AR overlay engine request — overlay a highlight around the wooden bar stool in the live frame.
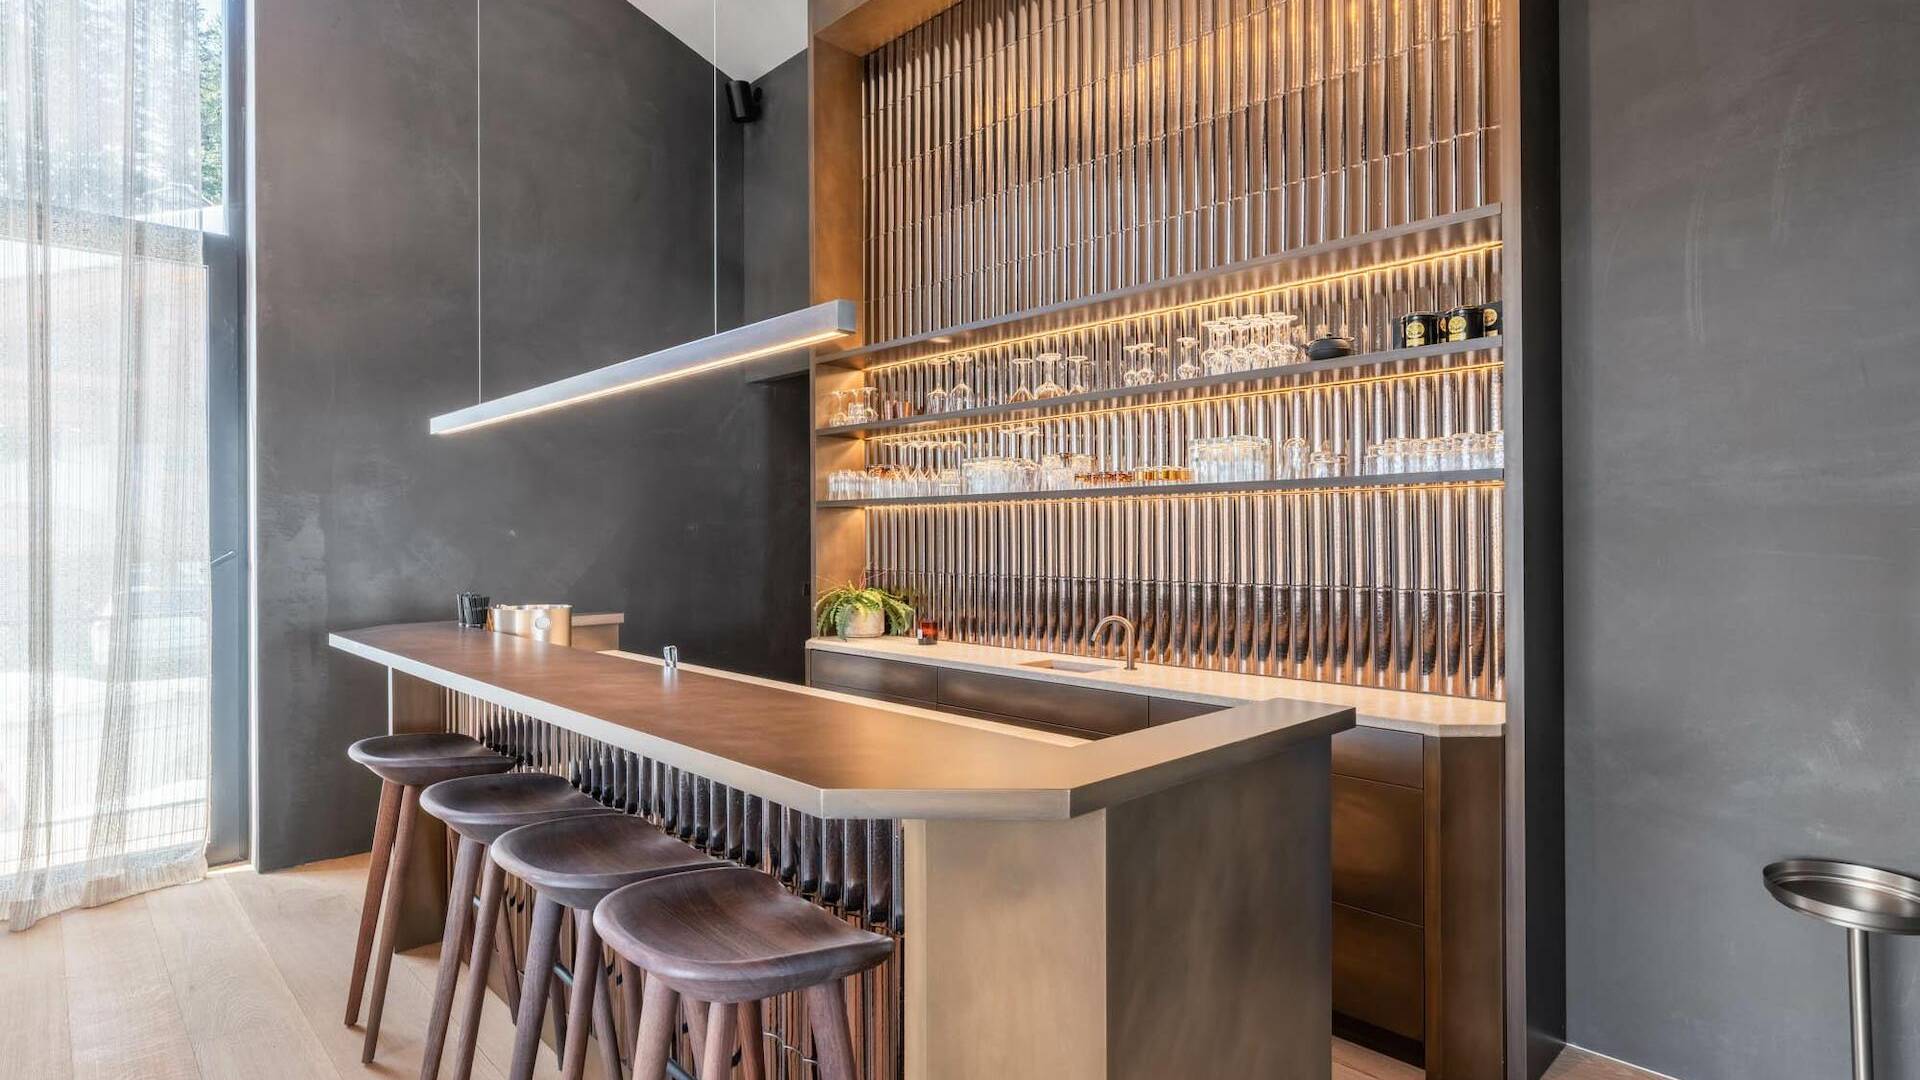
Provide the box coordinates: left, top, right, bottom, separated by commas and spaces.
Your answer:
489, 813, 721, 1080
593, 866, 894, 1080
346, 733, 513, 1062
416, 771, 610, 1080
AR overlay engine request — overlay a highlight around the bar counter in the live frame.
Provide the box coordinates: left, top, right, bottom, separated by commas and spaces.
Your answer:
332, 621, 1354, 1079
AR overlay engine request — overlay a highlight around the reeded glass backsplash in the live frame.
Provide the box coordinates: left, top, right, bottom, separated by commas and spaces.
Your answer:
861, 0, 1504, 340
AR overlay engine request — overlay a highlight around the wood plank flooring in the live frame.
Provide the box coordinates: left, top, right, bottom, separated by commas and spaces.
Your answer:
0, 856, 1665, 1080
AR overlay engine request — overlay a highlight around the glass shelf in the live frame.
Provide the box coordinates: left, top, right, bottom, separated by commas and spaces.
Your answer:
818, 469, 1504, 508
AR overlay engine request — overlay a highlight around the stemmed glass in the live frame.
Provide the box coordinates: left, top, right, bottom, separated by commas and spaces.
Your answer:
946, 353, 975, 410
1267, 313, 1305, 364
1008, 357, 1036, 403
1122, 344, 1156, 386
1034, 352, 1066, 399
1066, 355, 1092, 394
924, 357, 950, 414
1201, 321, 1234, 375
1175, 336, 1202, 380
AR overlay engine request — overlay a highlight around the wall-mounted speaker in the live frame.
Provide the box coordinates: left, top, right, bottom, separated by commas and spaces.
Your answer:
726, 79, 763, 123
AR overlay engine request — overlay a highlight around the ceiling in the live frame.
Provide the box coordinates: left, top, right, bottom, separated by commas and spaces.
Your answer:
624, 0, 809, 83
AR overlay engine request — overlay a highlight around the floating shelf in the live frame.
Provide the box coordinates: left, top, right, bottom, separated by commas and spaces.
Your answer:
813, 205, 1504, 371
815, 338, 1503, 439
818, 469, 1504, 508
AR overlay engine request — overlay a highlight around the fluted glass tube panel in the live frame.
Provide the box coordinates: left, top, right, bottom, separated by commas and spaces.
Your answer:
865, 482, 1503, 700
862, 0, 1503, 340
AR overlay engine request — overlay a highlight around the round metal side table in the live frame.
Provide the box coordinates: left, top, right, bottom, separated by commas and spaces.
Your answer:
1764, 859, 1920, 1080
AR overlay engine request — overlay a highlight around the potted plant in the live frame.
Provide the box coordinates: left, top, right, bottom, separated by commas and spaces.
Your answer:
813, 583, 914, 639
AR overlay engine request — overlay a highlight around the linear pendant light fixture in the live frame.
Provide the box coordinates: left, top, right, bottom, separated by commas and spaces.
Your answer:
430, 300, 858, 435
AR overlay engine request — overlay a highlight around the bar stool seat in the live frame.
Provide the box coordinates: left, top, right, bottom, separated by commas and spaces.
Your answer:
595, 866, 894, 1003
422, 771, 604, 844
490, 814, 721, 1080
491, 812, 720, 910
596, 866, 894, 1080
349, 732, 515, 787
343, 733, 511, 1066
416, 772, 610, 1080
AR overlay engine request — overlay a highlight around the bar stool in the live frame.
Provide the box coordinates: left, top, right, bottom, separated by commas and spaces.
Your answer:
490, 813, 722, 1080
417, 771, 611, 1080
594, 865, 894, 1080
346, 733, 513, 1062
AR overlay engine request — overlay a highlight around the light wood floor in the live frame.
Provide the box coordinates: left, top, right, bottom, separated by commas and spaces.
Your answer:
0, 855, 1660, 1080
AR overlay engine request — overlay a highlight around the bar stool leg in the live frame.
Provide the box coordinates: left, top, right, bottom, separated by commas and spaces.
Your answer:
494, 895, 524, 1015
421, 836, 484, 1080
1848, 927, 1873, 1080
698, 1001, 735, 1080
631, 976, 681, 1080
684, 998, 708, 1067
362, 784, 421, 1062
450, 856, 509, 1080
560, 911, 603, 1080
735, 999, 766, 1080
806, 982, 857, 1080
345, 779, 403, 1026
592, 961, 623, 1080
619, 960, 644, 1052
509, 894, 566, 1080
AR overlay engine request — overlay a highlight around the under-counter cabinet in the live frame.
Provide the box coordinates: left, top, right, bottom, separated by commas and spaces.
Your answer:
807, 651, 1504, 1078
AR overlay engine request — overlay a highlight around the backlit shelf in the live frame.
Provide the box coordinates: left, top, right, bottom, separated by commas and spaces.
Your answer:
812, 205, 1503, 371
815, 338, 1502, 439
817, 469, 1504, 508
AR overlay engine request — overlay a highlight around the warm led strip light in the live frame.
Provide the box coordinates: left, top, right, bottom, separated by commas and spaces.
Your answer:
845, 478, 1507, 508
856, 241, 1504, 374
432, 300, 858, 435
864, 362, 1505, 444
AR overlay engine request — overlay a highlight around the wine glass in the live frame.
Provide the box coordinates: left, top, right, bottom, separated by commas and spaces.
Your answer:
1034, 352, 1066, 399
1008, 357, 1035, 403
1175, 336, 1202, 380
1123, 343, 1156, 386
924, 357, 950, 414
1201, 320, 1234, 375
947, 353, 975, 410
1267, 313, 1305, 364
1066, 355, 1092, 394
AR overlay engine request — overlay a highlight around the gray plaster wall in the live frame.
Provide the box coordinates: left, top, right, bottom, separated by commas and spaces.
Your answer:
252, 0, 811, 870
1561, 2, 1920, 1077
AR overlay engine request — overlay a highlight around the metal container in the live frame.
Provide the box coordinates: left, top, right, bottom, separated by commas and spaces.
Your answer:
491, 603, 573, 647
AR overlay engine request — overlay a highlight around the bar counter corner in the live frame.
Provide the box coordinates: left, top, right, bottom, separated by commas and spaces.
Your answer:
331, 621, 1354, 1080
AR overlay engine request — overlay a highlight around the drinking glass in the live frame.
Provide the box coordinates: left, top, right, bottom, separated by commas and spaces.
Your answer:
1267, 313, 1305, 365
1153, 346, 1171, 383
828, 389, 851, 426
1008, 357, 1035, 403
1034, 352, 1066, 399
855, 387, 880, 424
1243, 315, 1273, 368
924, 357, 950, 414
1420, 436, 1448, 472
1066, 355, 1092, 394
1201, 321, 1234, 375
947, 353, 976, 410
1281, 436, 1310, 478
1175, 337, 1202, 380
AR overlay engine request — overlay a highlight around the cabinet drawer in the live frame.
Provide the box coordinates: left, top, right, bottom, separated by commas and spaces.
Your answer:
936, 668, 1149, 737
1333, 904, 1424, 1041
1147, 696, 1225, 725
807, 652, 938, 706
1332, 775, 1425, 924
1332, 726, 1425, 788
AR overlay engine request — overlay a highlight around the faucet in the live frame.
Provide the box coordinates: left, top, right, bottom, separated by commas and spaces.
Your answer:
1091, 615, 1139, 671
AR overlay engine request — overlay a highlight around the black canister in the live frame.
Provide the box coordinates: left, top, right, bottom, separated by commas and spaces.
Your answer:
1397, 313, 1439, 349
1441, 305, 1485, 342
1478, 300, 1503, 337
456, 591, 491, 629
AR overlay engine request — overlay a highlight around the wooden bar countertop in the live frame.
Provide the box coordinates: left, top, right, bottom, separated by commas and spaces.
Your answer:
330, 622, 1353, 821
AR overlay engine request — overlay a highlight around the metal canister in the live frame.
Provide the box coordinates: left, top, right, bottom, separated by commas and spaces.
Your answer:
1479, 301, 1504, 337
1397, 313, 1439, 349
491, 603, 573, 647
1442, 305, 1486, 342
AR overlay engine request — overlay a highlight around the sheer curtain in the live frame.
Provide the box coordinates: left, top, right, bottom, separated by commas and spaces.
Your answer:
0, 0, 213, 930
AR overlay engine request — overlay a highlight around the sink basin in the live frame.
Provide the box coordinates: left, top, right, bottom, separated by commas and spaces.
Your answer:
1019, 658, 1115, 673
